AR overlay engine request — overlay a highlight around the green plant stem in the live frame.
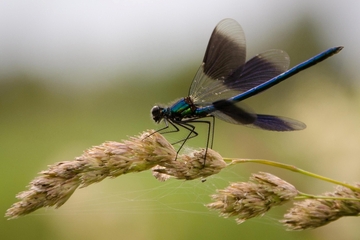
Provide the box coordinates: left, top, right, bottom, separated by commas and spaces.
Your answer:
225, 158, 360, 192
296, 191, 360, 201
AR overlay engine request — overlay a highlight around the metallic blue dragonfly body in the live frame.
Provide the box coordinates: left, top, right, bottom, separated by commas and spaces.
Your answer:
151, 18, 342, 151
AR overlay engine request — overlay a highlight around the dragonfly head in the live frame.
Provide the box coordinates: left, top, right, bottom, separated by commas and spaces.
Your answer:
151, 105, 165, 123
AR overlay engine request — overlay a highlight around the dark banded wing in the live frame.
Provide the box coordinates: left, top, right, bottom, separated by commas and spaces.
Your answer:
189, 19, 290, 107
212, 99, 305, 131
189, 18, 246, 104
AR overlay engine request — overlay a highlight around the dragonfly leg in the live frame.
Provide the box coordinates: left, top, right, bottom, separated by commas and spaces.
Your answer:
171, 121, 198, 160
187, 118, 213, 165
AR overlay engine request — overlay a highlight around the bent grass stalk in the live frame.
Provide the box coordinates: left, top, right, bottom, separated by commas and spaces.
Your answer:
226, 158, 360, 192
5, 130, 360, 230
5, 130, 227, 219
206, 157, 360, 230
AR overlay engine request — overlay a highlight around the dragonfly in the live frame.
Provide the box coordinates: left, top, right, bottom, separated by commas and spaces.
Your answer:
151, 18, 343, 157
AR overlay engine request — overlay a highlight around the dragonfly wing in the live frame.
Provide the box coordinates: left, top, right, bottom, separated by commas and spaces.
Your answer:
212, 99, 256, 124
248, 115, 306, 131
226, 49, 290, 92
212, 99, 305, 131
189, 19, 246, 104
200, 19, 246, 81
191, 49, 290, 106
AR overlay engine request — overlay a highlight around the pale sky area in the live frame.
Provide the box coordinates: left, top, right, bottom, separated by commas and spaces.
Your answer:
0, 0, 359, 85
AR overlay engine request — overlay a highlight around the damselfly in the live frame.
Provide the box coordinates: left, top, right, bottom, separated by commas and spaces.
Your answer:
151, 18, 343, 157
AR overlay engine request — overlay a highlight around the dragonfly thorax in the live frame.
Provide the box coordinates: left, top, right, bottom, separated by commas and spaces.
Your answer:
151, 97, 200, 124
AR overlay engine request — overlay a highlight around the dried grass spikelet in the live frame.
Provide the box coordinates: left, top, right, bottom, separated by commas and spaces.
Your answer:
206, 172, 298, 224
152, 148, 227, 181
281, 184, 360, 230
5, 130, 227, 219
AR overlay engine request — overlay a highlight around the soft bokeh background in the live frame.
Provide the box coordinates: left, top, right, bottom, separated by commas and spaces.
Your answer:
1, 1, 360, 240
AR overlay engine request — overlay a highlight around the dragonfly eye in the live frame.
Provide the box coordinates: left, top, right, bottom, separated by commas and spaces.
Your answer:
151, 106, 164, 123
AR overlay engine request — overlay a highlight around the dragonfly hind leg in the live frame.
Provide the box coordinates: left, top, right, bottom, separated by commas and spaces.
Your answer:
179, 115, 216, 165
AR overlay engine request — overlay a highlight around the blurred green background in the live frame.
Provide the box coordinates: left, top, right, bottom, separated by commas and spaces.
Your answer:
1, 1, 360, 240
